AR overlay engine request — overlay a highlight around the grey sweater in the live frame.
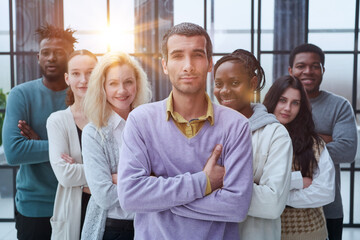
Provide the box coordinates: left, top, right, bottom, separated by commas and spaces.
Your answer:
310, 90, 357, 219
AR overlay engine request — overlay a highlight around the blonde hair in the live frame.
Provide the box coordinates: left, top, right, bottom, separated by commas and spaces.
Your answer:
83, 52, 152, 129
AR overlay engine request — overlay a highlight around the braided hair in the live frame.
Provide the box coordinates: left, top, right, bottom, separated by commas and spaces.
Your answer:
214, 49, 265, 92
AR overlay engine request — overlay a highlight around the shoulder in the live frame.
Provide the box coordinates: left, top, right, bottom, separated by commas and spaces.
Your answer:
128, 99, 165, 122
47, 107, 71, 123
312, 91, 354, 117
255, 121, 290, 141
83, 122, 98, 136
264, 121, 288, 134
11, 79, 41, 92
213, 103, 249, 126
8, 79, 41, 98
324, 90, 347, 100
318, 91, 350, 106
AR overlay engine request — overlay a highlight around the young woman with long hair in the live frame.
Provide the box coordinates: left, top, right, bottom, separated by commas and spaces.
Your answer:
263, 75, 335, 240
46, 49, 98, 240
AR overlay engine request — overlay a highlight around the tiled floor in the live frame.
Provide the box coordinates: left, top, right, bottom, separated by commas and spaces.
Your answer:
0, 221, 359, 240
0, 222, 16, 240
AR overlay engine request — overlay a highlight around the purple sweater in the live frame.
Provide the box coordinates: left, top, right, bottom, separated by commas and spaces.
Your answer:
117, 99, 253, 240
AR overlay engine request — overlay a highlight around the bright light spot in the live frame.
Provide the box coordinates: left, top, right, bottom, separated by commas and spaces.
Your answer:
103, 25, 134, 53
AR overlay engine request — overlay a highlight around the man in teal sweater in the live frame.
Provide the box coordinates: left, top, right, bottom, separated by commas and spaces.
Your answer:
2, 24, 77, 240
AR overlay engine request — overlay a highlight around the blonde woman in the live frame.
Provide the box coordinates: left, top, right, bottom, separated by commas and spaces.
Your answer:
81, 52, 152, 240
46, 49, 98, 240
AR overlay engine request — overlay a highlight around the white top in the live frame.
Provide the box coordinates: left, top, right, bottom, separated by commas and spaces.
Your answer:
287, 146, 335, 208
107, 113, 133, 220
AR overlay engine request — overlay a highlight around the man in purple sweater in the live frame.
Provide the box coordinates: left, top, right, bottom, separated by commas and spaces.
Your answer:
117, 22, 253, 240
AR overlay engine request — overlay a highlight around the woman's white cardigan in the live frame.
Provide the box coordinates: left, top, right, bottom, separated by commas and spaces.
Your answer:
47, 107, 88, 240
239, 104, 293, 240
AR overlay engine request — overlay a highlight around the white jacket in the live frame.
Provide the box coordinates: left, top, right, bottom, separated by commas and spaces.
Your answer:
47, 107, 88, 240
239, 104, 293, 240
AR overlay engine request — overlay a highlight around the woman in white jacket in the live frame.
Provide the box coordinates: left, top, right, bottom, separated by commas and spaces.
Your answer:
213, 49, 293, 239
46, 50, 98, 240
263, 75, 335, 240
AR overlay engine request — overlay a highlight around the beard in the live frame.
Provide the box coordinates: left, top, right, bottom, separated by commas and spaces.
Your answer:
172, 82, 205, 96
39, 64, 67, 82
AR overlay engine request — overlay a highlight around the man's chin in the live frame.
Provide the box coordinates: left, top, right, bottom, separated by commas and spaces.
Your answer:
42, 71, 65, 81
305, 87, 320, 95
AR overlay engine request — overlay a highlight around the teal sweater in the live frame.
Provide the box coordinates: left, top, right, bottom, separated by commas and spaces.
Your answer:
2, 78, 67, 217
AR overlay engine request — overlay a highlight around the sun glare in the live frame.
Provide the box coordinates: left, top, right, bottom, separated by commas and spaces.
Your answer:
103, 25, 135, 53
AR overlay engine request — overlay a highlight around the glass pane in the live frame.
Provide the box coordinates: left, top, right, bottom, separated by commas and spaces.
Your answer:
357, 54, 360, 113
206, 71, 214, 101
309, 0, 355, 29
308, 32, 354, 51
260, 0, 274, 51
12, 0, 15, 50
356, 125, 360, 167
259, 53, 274, 102
0, 0, 10, 52
309, 0, 355, 51
261, 32, 274, 51
213, 33, 251, 53
0, 55, 11, 94
355, 171, 360, 223
321, 54, 353, 103
211, 55, 224, 104
212, 0, 251, 29
210, 0, 251, 53
109, 0, 134, 53
174, 0, 204, 26
341, 171, 350, 224
0, 168, 15, 219
340, 163, 352, 168
64, 0, 107, 53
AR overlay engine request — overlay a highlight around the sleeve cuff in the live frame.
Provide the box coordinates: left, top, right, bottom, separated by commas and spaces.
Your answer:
290, 171, 303, 190
204, 172, 212, 195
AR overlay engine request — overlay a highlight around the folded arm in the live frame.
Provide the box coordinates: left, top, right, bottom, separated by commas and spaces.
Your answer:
3, 89, 48, 165
287, 147, 335, 208
170, 122, 254, 222
46, 115, 87, 188
117, 115, 207, 213
82, 126, 120, 210
325, 101, 357, 164
247, 125, 293, 219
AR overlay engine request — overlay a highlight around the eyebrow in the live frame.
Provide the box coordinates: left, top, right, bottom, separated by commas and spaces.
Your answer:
69, 67, 94, 70
280, 95, 301, 101
40, 47, 65, 50
169, 48, 206, 55
295, 61, 321, 65
193, 49, 206, 54
169, 50, 183, 56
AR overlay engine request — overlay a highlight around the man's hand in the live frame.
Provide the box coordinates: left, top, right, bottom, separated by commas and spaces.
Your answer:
18, 120, 40, 140
318, 133, 332, 144
203, 144, 225, 191
303, 177, 312, 189
61, 153, 75, 164
112, 173, 118, 185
